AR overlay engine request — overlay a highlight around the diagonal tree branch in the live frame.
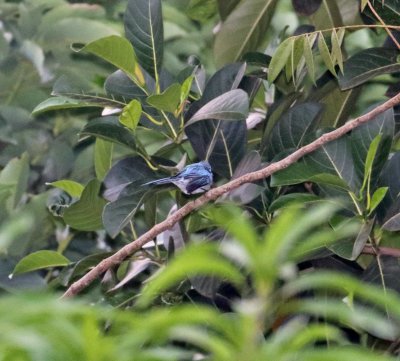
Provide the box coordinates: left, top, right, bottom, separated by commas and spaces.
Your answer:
62, 92, 400, 298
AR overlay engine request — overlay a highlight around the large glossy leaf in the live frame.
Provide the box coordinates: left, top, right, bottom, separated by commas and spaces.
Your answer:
103, 183, 149, 238
363, 256, 400, 294
185, 63, 247, 178
214, 0, 278, 66
13, 251, 70, 276
339, 48, 400, 90
102, 156, 156, 202
351, 107, 394, 182
80, 116, 136, 150
102, 157, 157, 237
222, 151, 264, 204
309, 80, 361, 127
63, 179, 107, 231
264, 102, 323, 160
124, 0, 164, 79
363, 0, 400, 26
32, 96, 106, 115
104, 70, 147, 101
186, 89, 249, 125
272, 136, 361, 193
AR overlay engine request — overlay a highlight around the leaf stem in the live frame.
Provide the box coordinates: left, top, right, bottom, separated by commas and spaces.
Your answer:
161, 110, 178, 140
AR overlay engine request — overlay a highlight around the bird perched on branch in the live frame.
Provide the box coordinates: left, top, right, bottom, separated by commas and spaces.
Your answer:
142, 161, 213, 195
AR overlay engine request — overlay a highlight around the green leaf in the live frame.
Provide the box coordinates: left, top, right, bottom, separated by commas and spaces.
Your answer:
12, 251, 70, 276
119, 99, 142, 130
265, 102, 322, 160
363, 0, 400, 25
185, 63, 247, 178
310, 0, 343, 29
81, 116, 137, 150
102, 183, 149, 238
214, 0, 278, 67
268, 37, 294, 83
0, 153, 29, 210
101, 157, 157, 237
105, 70, 147, 102
32, 96, 106, 115
287, 36, 305, 83
217, 0, 241, 20
303, 33, 318, 84
382, 213, 400, 231
63, 179, 107, 231
361, 134, 383, 193
331, 28, 344, 73
329, 218, 373, 260
351, 107, 394, 183
310, 80, 361, 127
147, 83, 181, 113
94, 139, 113, 181
124, 0, 164, 79
137, 242, 245, 307
369, 187, 388, 214
186, 0, 217, 22
269, 193, 320, 212
47, 180, 84, 198
361, 0, 368, 11
180, 76, 194, 104
317, 32, 337, 76
271, 163, 348, 190
77, 35, 144, 87
339, 48, 400, 90
272, 137, 361, 193
186, 89, 249, 126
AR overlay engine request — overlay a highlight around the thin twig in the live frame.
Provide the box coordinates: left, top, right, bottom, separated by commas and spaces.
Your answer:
367, 1, 400, 50
362, 245, 400, 258
62, 92, 400, 298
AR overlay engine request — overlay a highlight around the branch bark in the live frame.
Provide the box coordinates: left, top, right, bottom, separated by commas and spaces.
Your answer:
62, 92, 400, 298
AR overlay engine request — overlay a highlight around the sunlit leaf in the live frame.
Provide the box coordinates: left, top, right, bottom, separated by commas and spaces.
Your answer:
63, 179, 106, 231
318, 32, 337, 76
47, 180, 84, 198
119, 99, 142, 130
13, 251, 70, 276
268, 37, 294, 83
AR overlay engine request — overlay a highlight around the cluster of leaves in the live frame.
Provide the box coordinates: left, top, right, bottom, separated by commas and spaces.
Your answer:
1, 0, 400, 359
3, 204, 400, 360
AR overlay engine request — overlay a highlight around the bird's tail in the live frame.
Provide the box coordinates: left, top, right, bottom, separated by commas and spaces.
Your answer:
142, 177, 173, 187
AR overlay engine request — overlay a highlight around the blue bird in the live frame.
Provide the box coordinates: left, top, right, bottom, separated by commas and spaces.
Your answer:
142, 161, 213, 195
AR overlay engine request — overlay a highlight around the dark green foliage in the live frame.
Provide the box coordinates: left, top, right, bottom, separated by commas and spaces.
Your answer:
1, 0, 400, 359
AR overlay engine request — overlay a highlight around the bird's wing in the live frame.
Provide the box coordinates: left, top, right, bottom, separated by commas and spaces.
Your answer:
185, 175, 211, 194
